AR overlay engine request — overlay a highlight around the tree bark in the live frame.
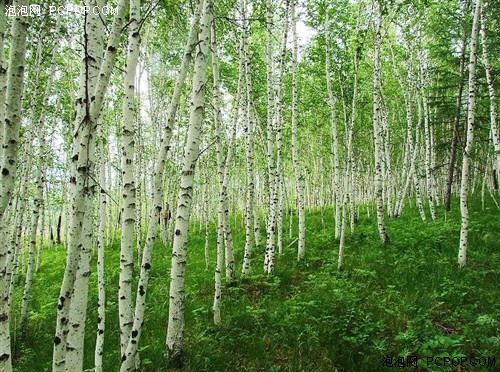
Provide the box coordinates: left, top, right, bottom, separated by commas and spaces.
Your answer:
458, 0, 481, 268
479, 3, 500, 182
94, 125, 107, 372
0, 0, 6, 165
20, 40, 58, 330
53, 1, 127, 369
291, 0, 305, 260
119, 0, 141, 359
444, 0, 471, 212
0, 2, 29, 368
419, 61, 437, 220
120, 2, 204, 368
325, 14, 341, 242
372, 0, 389, 244
165, 0, 212, 366
241, 0, 255, 277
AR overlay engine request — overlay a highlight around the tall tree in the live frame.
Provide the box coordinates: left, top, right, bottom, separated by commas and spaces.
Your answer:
165, 0, 212, 365
264, 0, 278, 275
0, 1, 29, 369
479, 2, 500, 180
372, 0, 389, 244
53, 1, 127, 369
291, 0, 306, 261
444, 0, 471, 212
241, 0, 255, 277
120, 2, 205, 368
119, 0, 141, 359
458, 0, 481, 268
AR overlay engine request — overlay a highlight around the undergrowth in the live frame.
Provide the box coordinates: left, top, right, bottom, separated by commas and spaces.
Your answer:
10, 197, 500, 371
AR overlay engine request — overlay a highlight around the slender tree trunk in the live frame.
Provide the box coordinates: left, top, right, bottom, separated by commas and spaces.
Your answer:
211, 19, 226, 325
242, 64, 255, 277
458, 0, 481, 268
53, 1, 127, 369
372, 0, 389, 244
241, 0, 255, 277
94, 127, 107, 372
291, 0, 305, 260
120, 2, 203, 368
325, 14, 341, 241
480, 3, 500, 179
264, 0, 278, 274
57, 213, 62, 244
338, 176, 348, 269
381, 107, 394, 218
119, 0, 141, 359
0, 2, 28, 368
165, 0, 212, 366
444, 0, 471, 212
393, 46, 415, 218
347, 46, 360, 233
7, 151, 31, 312
419, 62, 437, 220
20, 46, 58, 330
275, 1, 289, 256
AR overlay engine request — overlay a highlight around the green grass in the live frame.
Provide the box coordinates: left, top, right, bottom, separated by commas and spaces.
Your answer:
10, 197, 500, 371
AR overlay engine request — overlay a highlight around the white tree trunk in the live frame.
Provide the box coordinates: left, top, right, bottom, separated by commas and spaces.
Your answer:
264, 0, 278, 274
165, 0, 212, 365
20, 45, 58, 328
393, 48, 415, 218
458, 0, 481, 268
480, 3, 500, 179
338, 176, 348, 269
325, 14, 341, 242
0, 2, 28, 368
53, 1, 126, 369
0, 0, 6, 164
119, 0, 141, 358
291, 0, 306, 261
120, 3, 203, 368
94, 128, 107, 372
211, 18, 227, 325
275, 1, 289, 255
241, 0, 255, 277
381, 108, 394, 218
372, 0, 389, 244
419, 62, 437, 220
6, 149, 31, 317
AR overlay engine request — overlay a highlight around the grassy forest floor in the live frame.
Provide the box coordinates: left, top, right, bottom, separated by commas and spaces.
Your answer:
9, 197, 500, 371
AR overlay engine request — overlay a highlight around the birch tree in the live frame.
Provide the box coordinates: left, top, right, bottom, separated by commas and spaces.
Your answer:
212, 18, 225, 325
325, 14, 341, 242
479, 2, 500, 179
264, 0, 278, 274
53, 1, 127, 369
20, 42, 59, 329
0, 1, 28, 369
119, 0, 141, 359
372, 0, 389, 244
120, 3, 204, 368
419, 60, 437, 220
165, 0, 212, 365
95, 125, 107, 372
458, 0, 481, 268
241, 0, 255, 277
444, 0, 471, 212
274, 0, 290, 256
